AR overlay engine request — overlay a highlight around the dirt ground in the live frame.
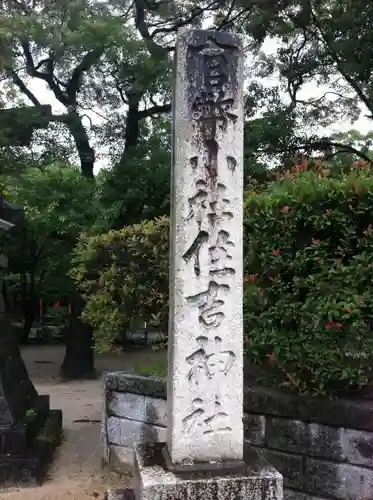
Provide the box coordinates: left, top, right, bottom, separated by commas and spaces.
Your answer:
2, 345, 166, 500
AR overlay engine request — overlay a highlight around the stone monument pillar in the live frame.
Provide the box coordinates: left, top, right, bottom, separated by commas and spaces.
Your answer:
130, 28, 283, 500
167, 26, 244, 467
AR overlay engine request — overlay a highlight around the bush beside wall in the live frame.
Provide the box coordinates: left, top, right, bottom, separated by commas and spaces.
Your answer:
244, 169, 373, 396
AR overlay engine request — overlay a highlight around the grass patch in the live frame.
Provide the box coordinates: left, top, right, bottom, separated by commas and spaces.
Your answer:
135, 358, 167, 378
23, 407, 38, 424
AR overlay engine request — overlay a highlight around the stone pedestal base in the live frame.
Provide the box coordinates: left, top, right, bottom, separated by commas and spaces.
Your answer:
0, 395, 63, 488
133, 443, 283, 500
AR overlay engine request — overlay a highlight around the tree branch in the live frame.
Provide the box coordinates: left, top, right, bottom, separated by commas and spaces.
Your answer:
113, 78, 128, 105
138, 103, 171, 118
286, 139, 372, 164
34, 57, 53, 71
21, 41, 70, 106
134, 0, 169, 57
8, 71, 42, 107
21, 39, 105, 109
151, 3, 214, 36
66, 47, 106, 104
216, 0, 236, 29
308, 5, 373, 116
134, 0, 217, 56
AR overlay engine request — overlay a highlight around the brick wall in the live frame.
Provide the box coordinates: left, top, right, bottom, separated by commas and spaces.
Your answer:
102, 372, 373, 500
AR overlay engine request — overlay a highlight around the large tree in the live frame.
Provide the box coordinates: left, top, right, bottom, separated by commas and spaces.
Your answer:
237, 0, 373, 163
2, 0, 372, 180
0, 0, 201, 180
2, 0, 373, 378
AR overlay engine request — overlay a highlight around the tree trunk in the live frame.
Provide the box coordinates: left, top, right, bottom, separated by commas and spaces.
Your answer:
124, 97, 141, 154
110, 96, 142, 229
65, 111, 95, 179
60, 292, 95, 379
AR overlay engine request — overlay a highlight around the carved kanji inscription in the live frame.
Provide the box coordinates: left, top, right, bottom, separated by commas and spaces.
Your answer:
182, 396, 232, 435
186, 336, 236, 385
186, 281, 230, 329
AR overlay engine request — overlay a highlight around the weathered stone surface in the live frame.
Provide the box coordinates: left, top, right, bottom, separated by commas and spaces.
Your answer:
307, 422, 345, 462
265, 415, 373, 468
109, 444, 135, 470
0, 315, 38, 426
304, 457, 373, 499
106, 489, 135, 500
109, 392, 167, 427
105, 27, 283, 500
109, 392, 146, 422
101, 381, 110, 463
0, 409, 62, 487
0, 425, 27, 455
1, 394, 50, 460
102, 370, 373, 500
144, 397, 167, 427
261, 449, 304, 491
343, 428, 373, 467
284, 489, 329, 500
134, 442, 283, 500
104, 372, 166, 400
266, 418, 308, 455
0, 396, 13, 426
244, 385, 373, 432
107, 417, 166, 447
167, 27, 245, 465
266, 418, 345, 462
243, 414, 266, 446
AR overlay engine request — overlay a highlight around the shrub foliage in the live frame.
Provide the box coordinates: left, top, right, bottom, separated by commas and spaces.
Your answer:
244, 168, 373, 395
71, 217, 169, 351
72, 167, 373, 395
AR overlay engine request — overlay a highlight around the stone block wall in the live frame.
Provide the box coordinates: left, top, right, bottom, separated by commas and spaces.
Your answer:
102, 372, 373, 500
102, 372, 167, 469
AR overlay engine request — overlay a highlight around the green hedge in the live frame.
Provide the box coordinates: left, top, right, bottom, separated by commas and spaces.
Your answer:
244, 170, 373, 395
72, 170, 373, 395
